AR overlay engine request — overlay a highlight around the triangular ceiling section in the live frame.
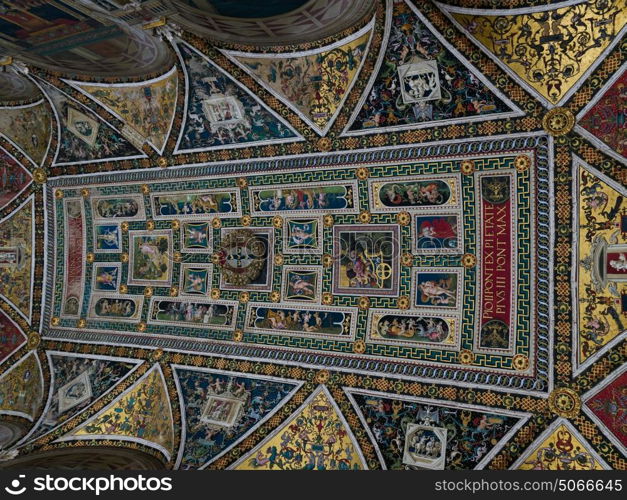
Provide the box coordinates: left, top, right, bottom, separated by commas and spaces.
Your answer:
346, 0, 520, 135
64, 66, 179, 155
27, 352, 143, 442
442, 0, 627, 106
174, 42, 301, 153
173, 366, 301, 469
578, 64, 627, 163
0, 148, 32, 211
0, 309, 27, 366
231, 385, 366, 470
512, 419, 609, 470
0, 352, 44, 422
0, 196, 34, 323
0, 99, 51, 166
223, 20, 374, 136
346, 389, 525, 469
38, 81, 145, 166
582, 366, 627, 455
57, 363, 175, 460
573, 159, 626, 373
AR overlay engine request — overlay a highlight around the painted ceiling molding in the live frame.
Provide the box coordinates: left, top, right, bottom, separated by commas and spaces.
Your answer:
19, 351, 144, 445
56, 363, 175, 461
223, 20, 375, 136
230, 385, 366, 470
575, 62, 627, 165
343, 0, 524, 136
0, 309, 27, 367
38, 79, 147, 166
64, 65, 180, 155
0, 99, 52, 167
511, 418, 611, 470
0, 148, 33, 211
0, 352, 44, 423
438, 0, 627, 106
173, 40, 303, 153
0, 0, 623, 472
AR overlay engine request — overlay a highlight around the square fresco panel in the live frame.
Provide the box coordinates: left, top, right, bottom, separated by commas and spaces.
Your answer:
128, 230, 173, 286
332, 225, 400, 297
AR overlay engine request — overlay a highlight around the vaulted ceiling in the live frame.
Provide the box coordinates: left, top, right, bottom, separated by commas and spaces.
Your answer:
0, 0, 625, 470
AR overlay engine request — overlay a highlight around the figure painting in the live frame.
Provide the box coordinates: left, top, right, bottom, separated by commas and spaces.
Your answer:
372, 176, 458, 211
200, 395, 244, 428
249, 306, 351, 338
92, 264, 121, 292
403, 424, 447, 469
67, 107, 99, 147
94, 224, 121, 252
152, 190, 238, 218
333, 225, 400, 296
576, 164, 627, 364
32, 355, 137, 440
181, 265, 211, 296
89, 295, 142, 322
252, 182, 356, 215
353, 392, 520, 470
284, 218, 321, 253
372, 314, 452, 344
92, 195, 144, 221
181, 222, 211, 252
128, 231, 172, 285
398, 60, 442, 104
0, 353, 42, 419
202, 96, 245, 127
176, 369, 297, 469
232, 29, 370, 133
233, 387, 364, 470
65, 366, 174, 457
43, 82, 141, 164
414, 215, 461, 254
150, 299, 235, 329
349, 0, 508, 132
282, 267, 320, 303
57, 371, 93, 414
414, 269, 461, 309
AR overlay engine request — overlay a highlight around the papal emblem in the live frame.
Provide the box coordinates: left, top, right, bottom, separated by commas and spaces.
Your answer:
481, 176, 511, 204
216, 229, 267, 286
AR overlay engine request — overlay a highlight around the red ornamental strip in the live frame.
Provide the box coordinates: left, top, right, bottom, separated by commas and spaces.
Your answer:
63, 199, 85, 317
479, 174, 514, 349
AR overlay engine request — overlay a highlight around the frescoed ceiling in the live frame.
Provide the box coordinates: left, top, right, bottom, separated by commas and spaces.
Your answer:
0, 0, 625, 471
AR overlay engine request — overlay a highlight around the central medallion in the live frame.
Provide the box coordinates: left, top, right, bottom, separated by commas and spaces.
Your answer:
216, 228, 268, 287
